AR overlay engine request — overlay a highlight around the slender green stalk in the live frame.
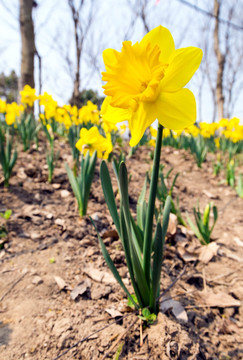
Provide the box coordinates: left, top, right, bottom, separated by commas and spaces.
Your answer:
143, 124, 163, 285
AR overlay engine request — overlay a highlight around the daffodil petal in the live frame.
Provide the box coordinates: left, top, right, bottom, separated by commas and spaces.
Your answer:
160, 47, 203, 92
103, 48, 119, 71
101, 97, 131, 124
140, 26, 175, 63
157, 89, 196, 129
129, 102, 156, 147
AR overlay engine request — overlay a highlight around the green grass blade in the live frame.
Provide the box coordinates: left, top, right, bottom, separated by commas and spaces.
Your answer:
186, 213, 202, 240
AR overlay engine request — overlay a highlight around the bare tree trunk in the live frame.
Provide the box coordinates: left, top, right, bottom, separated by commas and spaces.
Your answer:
213, 0, 225, 120
19, 0, 35, 89
68, 0, 93, 107
72, 5, 82, 106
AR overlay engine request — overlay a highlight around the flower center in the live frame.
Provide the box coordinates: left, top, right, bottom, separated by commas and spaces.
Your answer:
102, 41, 166, 112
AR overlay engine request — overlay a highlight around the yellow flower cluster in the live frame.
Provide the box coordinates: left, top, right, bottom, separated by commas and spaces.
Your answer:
1, 84, 242, 146
0, 99, 24, 125
219, 117, 243, 143
147, 117, 243, 148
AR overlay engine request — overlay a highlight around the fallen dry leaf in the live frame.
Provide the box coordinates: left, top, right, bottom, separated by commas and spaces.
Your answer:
222, 248, 243, 263
161, 295, 188, 322
176, 234, 201, 262
84, 267, 116, 284
203, 190, 219, 199
91, 283, 112, 300
167, 213, 178, 236
195, 291, 241, 308
101, 228, 119, 240
198, 242, 220, 264
105, 307, 123, 318
217, 318, 240, 334
233, 236, 243, 247
70, 279, 91, 300
54, 276, 71, 291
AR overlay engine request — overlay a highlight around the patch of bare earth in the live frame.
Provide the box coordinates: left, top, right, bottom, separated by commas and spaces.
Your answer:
0, 140, 243, 359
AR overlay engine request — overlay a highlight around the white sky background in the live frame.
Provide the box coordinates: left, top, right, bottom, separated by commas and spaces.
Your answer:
0, 0, 243, 122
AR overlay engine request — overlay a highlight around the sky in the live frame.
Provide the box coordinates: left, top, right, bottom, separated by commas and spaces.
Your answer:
0, 0, 243, 123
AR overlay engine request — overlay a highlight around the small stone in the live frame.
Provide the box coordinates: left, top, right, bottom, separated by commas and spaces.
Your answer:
60, 190, 70, 198
34, 193, 41, 201
32, 276, 43, 286
90, 212, 100, 221
30, 232, 41, 241
55, 218, 65, 227
52, 183, 61, 189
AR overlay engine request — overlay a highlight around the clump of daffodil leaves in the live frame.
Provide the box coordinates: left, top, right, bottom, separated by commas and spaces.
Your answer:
92, 26, 203, 315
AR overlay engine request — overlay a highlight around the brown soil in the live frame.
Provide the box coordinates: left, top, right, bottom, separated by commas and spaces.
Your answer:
0, 137, 243, 360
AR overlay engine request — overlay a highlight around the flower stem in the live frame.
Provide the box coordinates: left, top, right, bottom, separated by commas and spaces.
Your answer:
143, 124, 163, 286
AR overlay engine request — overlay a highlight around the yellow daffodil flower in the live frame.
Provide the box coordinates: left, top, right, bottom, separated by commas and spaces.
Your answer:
78, 101, 100, 125
39, 92, 56, 107
5, 102, 23, 125
76, 127, 113, 159
46, 124, 54, 139
219, 118, 229, 128
185, 124, 200, 137
148, 139, 156, 147
214, 137, 220, 148
101, 25, 203, 146
102, 120, 118, 133
150, 126, 157, 138
120, 124, 127, 135
20, 85, 38, 107
172, 129, 183, 138
199, 122, 218, 138
0, 99, 6, 113
163, 128, 171, 138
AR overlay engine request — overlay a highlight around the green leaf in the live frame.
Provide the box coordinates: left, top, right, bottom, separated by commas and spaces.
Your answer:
169, 172, 179, 196
137, 173, 148, 232
100, 161, 120, 236
150, 222, 163, 312
130, 215, 143, 254
90, 217, 139, 309
65, 163, 83, 214
127, 294, 138, 309
4, 209, 12, 220
120, 207, 144, 308
119, 162, 150, 307
83, 151, 97, 215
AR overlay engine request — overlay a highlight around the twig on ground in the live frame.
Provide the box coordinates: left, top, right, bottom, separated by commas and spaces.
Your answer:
101, 317, 138, 360
203, 268, 207, 292
139, 309, 143, 347
0, 269, 28, 302
158, 264, 189, 301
